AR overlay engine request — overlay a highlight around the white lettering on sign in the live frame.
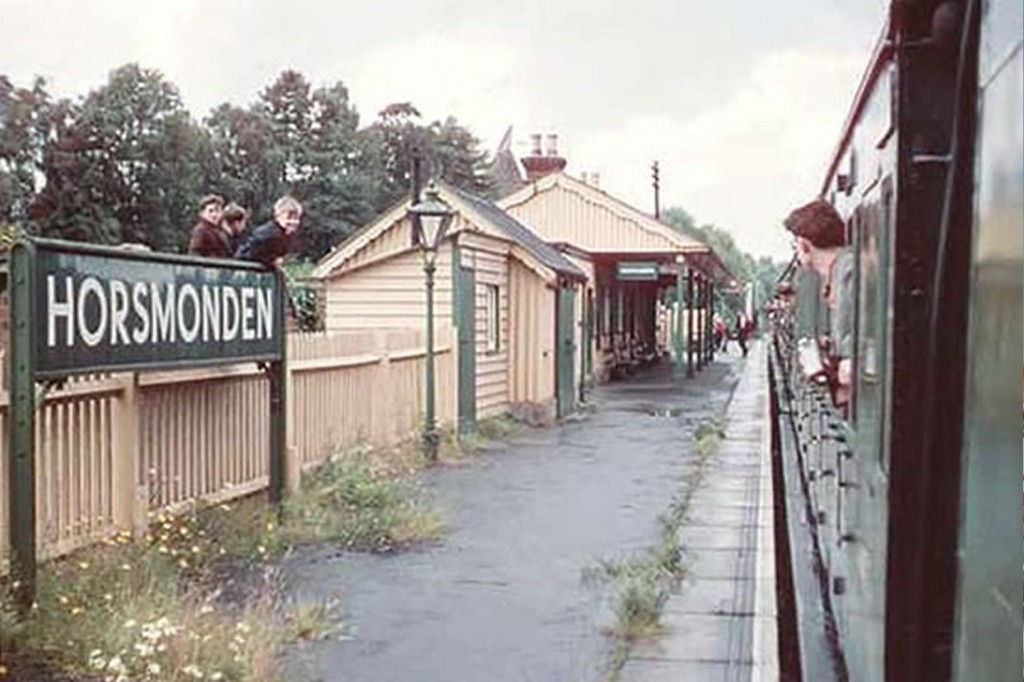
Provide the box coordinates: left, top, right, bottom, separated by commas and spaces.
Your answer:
257, 288, 273, 340
131, 282, 150, 344
151, 283, 176, 344
77, 277, 108, 347
110, 280, 130, 345
222, 287, 240, 341
47, 276, 74, 347
241, 287, 255, 341
177, 284, 200, 343
44, 276, 275, 350
201, 286, 220, 342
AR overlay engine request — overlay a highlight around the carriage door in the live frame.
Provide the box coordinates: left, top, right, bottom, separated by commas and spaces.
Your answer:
456, 261, 477, 435
556, 283, 577, 418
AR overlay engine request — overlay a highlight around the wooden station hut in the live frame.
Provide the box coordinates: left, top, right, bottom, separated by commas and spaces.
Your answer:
312, 184, 587, 434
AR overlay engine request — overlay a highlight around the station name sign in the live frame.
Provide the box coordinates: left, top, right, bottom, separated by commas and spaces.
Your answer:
24, 241, 283, 377
616, 261, 660, 281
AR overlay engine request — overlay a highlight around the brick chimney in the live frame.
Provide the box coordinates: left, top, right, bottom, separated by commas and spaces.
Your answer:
521, 132, 567, 181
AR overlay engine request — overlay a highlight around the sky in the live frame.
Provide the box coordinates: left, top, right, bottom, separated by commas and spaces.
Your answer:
2, 0, 887, 259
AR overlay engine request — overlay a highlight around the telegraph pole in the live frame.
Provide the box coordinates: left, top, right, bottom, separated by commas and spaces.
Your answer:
651, 161, 661, 219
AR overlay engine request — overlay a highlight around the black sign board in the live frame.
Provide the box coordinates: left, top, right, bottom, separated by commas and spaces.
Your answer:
31, 241, 282, 377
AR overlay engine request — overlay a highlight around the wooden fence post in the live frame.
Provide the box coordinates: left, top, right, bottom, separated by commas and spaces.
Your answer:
375, 329, 391, 445
111, 373, 143, 537
285, 357, 300, 494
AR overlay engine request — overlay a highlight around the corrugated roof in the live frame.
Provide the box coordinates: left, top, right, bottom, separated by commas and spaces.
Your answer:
446, 185, 586, 280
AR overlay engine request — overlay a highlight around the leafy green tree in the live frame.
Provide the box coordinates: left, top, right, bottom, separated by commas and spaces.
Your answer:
34, 64, 206, 250
364, 102, 492, 211
0, 75, 53, 225
205, 102, 281, 221
9, 65, 492, 260
225, 71, 379, 260
662, 206, 783, 319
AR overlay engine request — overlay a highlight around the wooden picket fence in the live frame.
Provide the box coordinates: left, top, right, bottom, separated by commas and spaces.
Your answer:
0, 328, 454, 571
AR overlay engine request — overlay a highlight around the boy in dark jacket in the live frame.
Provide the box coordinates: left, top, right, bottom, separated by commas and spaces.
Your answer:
236, 196, 302, 267
188, 194, 228, 258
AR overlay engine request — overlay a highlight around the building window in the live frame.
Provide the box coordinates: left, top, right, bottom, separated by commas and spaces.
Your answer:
485, 284, 500, 353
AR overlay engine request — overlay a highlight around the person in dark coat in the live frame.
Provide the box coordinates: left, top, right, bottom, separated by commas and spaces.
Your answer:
235, 196, 302, 267
188, 194, 229, 258
735, 314, 750, 357
221, 202, 250, 255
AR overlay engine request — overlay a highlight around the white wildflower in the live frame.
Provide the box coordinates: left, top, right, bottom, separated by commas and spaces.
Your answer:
182, 663, 204, 678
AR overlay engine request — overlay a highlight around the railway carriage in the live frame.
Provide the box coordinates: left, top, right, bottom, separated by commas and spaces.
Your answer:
769, 0, 1022, 679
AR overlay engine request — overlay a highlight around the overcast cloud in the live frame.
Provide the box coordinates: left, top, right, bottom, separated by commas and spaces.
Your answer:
2, 0, 886, 258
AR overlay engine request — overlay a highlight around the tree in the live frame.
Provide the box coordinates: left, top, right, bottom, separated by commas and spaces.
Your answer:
662, 206, 783, 318
205, 102, 281, 221
0, 75, 52, 225
364, 103, 492, 212
299, 81, 378, 259
222, 71, 378, 260
33, 64, 206, 250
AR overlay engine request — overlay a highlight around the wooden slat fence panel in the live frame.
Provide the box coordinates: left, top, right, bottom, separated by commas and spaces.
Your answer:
1, 329, 455, 571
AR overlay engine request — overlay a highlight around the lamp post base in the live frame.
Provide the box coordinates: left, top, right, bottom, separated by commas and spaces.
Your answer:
422, 426, 441, 463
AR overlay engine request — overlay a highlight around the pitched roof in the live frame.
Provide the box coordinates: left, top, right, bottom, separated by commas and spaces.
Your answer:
446, 185, 585, 280
498, 171, 733, 283
312, 183, 585, 282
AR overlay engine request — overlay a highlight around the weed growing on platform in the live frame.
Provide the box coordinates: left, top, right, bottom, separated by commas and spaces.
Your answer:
591, 415, 727, 679
277, 446, 445, 552
438, 415, 522, 459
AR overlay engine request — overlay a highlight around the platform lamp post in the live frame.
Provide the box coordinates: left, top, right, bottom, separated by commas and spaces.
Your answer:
408, 181, 455, 462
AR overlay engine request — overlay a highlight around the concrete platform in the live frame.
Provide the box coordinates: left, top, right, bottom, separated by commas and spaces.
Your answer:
623, 342, 779, 682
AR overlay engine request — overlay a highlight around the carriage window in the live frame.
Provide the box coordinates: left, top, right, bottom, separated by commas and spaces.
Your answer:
485, 285, 500, 353
855, 177, 893, 472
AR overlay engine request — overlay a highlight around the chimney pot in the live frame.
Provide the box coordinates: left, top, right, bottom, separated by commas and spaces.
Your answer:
545, 133, 558, 157
521, 133, 567, 181
530, 133, 542, 156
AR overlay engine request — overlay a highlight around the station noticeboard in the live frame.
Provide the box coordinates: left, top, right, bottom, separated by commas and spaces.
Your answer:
6, 238, 287, 612
616, 261, 660, 281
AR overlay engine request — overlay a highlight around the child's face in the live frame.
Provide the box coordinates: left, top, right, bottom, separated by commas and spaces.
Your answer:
278, 209, 302, 235
201, 203, 223, 225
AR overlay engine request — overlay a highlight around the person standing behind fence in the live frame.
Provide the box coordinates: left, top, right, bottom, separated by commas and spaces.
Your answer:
235, 196, 302, 267
188, 194, 229, 258
221, 202, 250, 255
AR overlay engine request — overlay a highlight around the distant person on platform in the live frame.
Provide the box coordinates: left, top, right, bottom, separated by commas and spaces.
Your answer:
735, 313, 751, 358
221, 202, 250, 255
784, 198, 854, 406
188, 194, 228, 258
235, 196, 302, 268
